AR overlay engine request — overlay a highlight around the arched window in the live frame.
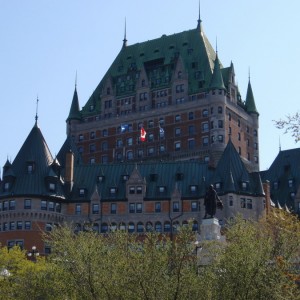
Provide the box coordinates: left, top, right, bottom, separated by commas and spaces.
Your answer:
146, 222, 153, 232
119, 222, 126, 231
110, 222, 117, 232
155, 221, 162, 233
101, 223, 108, 233
164, 221, 171, 232
128, 222, 135, 233
137, 222, 144, 233
92, 223, 99, 233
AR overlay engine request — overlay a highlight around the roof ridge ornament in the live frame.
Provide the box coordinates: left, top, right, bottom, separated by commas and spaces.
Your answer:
123, 17, 127, 47
197, 0, 202, 30
35, 96, 39, 126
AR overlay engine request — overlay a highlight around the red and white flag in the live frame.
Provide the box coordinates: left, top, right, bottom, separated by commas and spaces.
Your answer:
140, 127, 146, 142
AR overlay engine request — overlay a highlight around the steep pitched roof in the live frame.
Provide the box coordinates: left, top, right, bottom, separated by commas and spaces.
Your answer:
209, 53, 226, 90
260, 148, 300, 210
213, 139, 263, 195
0, 122, 64, 198
245, 79, 259, 115
81, 24, 217, 117
67, 86, 81, 121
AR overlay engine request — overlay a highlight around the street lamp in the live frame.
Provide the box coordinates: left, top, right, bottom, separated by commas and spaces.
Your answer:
27, 246, 39, 262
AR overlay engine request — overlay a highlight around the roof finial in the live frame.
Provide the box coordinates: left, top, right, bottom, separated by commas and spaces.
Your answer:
75, 70, 77, 88
197, 0, 202, 30
279, 136, 281, 152
35, 96, 39, 124
248, 67, 251, 81
123, 17, 127, 47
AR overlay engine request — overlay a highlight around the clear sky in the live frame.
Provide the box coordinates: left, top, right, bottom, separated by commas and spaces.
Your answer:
0, 0, 299, 172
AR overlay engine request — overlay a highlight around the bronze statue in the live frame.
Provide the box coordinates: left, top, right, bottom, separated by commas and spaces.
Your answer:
204, 185, 223, 218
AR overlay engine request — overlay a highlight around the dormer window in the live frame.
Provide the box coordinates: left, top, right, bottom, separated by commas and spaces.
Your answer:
49, 183, 56, 191
79, 188, 85, 197
242, 182, 247, 190
4, 182, 9, 191
190, 185, 198, 193
215, 182, 221, 189
110, 187, 117, 195
98, 175, 105, 183
158, 186, 166, 193
27, 163, 34, 174
129, 187, 135, 194
288, 179, 293, 188
122, 175, 129, 181
136, 186, 143, 194
273, 181, 279, 190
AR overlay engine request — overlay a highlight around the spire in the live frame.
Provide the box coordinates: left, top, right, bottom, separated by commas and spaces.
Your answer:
245, 76, 259, 115
122, 18, 127, 47
209, 52, 226, 91
67, 80, 81, 122
35, 96, 39, 126
197, 0, 203, 32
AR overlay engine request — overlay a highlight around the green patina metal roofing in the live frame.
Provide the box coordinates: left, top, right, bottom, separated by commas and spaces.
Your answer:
81, 24, 218, 117
0, 122, 65, 199
260, 148, 300, 210
212, 139, 264, 196
67, 86, 81, 121
69, 160, 214, 202
245, 80, 259, 115
209, 53, 226, 90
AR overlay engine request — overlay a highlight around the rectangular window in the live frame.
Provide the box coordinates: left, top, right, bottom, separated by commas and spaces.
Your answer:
136, 186, 142, 194
89, 144, 96, 153
24, 221, 31, 230
45, 223, 52, 232
129, 203, 135, 213
175, 142, 181, 151
111, 203, 117, 214
203, 137, 209, 146
202, 122, 209, 132
191, 201, 198, 212
9, 200, 16, 210
75, 204, 81, 215
24, 199, 31, 209
17, 221, 23, 230
129, 187, 135, 194
3, 222, 8, 231
246, 199, 253, 209
40, 198, 48, 209
173, 201, 179, 212
10, 221, 15, 230
155, 202, 161, 213
92, 204, 99, 214
136, 203, 142, 213
49, 202, 55, 211
240, 198, 246, 208
49, 183, 56, 191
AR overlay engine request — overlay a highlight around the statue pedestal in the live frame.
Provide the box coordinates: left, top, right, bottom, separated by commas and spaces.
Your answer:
195, 218, 226, 267
199, 218, 225, 242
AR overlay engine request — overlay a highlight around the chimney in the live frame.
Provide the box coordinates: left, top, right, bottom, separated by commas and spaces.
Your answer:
263, 181, 271, 216
65, 150, 74, 192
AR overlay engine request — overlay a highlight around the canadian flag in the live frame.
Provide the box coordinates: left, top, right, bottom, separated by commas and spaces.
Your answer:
140, 127, 147, 142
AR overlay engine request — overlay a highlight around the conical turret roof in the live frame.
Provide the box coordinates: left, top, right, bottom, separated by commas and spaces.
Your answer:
209, 53, 226, 91
67, 86, 81, 121
245, 79, 259, 115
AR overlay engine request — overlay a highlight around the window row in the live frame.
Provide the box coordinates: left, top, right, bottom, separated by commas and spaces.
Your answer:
0, 199, 61, 212
75, 220, 199, 234
0, 221, 31, 231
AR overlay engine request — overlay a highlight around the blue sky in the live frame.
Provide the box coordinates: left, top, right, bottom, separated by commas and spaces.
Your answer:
0, 0, 299, 171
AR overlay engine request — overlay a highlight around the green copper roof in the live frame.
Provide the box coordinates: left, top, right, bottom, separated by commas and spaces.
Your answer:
82, 25, 218, 116
67, 86, 81, 121
209, 53, 226, 90
245, 80, 259, 115
212, 139, 263, 195
0, 122, 65, 198
260, 148, 300, 210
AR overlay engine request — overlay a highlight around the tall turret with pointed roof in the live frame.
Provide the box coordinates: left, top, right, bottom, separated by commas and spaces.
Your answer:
209, 53, 226, 91
66, 84, 81, 136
